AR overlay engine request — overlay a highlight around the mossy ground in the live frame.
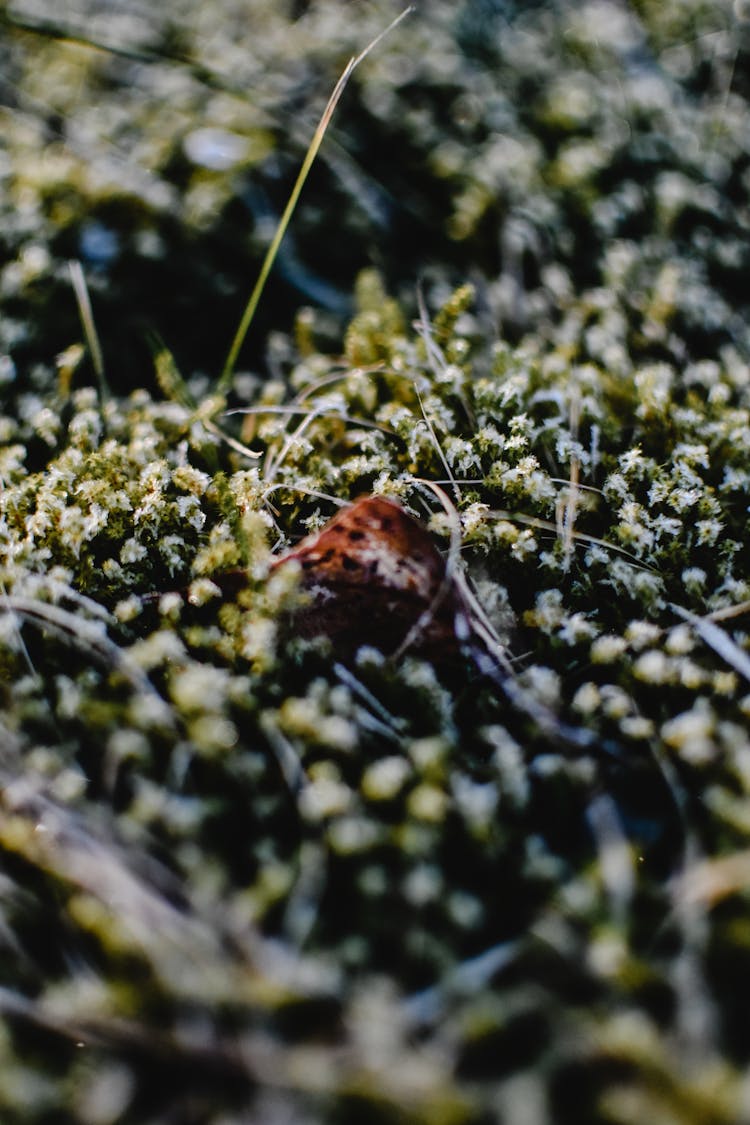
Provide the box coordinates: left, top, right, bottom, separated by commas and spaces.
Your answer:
2, 2, 750, 1122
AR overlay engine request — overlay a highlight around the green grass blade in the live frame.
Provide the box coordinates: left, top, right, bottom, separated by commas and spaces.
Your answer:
218, 6, 414, 393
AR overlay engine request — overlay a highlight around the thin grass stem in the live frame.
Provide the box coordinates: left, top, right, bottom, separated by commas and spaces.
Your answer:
219, 7, 414, 391
68, 259, 107, 406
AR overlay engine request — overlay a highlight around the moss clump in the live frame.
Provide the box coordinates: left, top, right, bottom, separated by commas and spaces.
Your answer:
2, 1, 750, 1123
1, 271, 750, 1121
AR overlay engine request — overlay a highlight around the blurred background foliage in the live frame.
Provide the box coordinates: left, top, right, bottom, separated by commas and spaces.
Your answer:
1, 0, 749, 386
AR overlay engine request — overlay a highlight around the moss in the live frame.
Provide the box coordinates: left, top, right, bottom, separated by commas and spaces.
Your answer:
2, 1, 750, 1122
4, 271, 750, 1118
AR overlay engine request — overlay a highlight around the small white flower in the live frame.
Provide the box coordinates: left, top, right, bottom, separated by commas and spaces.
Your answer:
695, 519, 722, 545
402, 865, 442, 906
682, 567, 707, 593
171, 664, 231, 713
159, 534, 186, 574
361, 756, 411, 801
408, 784, 449, 823
572, 682, 600, 714
662, 704, 716, 764
511, 529, 538, 561
120, 538, 147, 565
114, 595, 142, 622
633, 649, 672, 684
317, 716, 358, 753
624, 620, 661, 649
620, 447, 644, 474
82, 502, 109, 540
665, 625, 694, 655
452, 775, 497, 829
188, 578, 222, 607
129, 629, 186, 670
599, 685, 632, 720
176, 493, 206, 531
559, 613, 597, 644
326, 816, 379, 854
299, 776, 353, 821
619, 716, 654, 740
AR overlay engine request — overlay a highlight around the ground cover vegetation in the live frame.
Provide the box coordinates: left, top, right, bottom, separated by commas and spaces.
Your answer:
1, 0, 750, 1121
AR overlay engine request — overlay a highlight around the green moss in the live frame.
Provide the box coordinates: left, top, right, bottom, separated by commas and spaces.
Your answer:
2, 1, 750, 1122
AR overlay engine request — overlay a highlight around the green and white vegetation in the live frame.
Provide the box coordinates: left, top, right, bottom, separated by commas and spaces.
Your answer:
1, 1, 750, 1121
